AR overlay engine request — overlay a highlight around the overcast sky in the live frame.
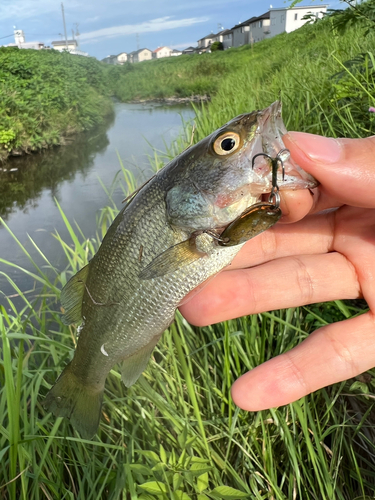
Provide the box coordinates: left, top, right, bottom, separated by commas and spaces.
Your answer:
0, 0, 338, 60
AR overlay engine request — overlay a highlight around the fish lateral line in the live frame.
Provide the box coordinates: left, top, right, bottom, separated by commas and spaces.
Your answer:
80, 280, 119, 308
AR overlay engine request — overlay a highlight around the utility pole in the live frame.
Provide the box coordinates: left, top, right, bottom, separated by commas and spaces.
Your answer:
71, 29, 75, 41
136, 32, 140, 50
61, 2, 68, 50
74, 22, 80, 46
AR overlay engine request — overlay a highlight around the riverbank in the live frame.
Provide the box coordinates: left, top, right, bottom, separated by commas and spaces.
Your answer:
109, 17, 374, 142
1, 8, 375, 499
129, 94, 210, 105
0, 47, 114, 162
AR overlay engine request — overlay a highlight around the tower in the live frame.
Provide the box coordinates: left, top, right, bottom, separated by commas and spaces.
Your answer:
14, 29, 25, 46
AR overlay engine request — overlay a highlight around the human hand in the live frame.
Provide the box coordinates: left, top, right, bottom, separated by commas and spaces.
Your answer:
179, 132, 375, 411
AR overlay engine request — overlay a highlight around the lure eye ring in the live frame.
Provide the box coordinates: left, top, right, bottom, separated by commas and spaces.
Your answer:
213, 132, 241, 156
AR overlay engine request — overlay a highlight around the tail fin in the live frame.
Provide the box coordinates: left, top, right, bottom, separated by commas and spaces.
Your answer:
44, 362, 103, 440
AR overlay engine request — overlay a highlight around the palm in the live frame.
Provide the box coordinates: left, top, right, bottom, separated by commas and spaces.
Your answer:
179, 132, 375, 411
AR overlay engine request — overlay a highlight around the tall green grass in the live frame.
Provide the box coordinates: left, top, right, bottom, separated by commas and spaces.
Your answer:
111, 18, 375, 140
0, 160, 374, 499
1, 13, 375, 500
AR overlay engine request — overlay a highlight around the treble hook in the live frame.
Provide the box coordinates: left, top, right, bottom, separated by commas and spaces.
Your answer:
251, 148, 290, 209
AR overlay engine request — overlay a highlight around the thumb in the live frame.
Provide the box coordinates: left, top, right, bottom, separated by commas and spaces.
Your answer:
283, 132, 375, 208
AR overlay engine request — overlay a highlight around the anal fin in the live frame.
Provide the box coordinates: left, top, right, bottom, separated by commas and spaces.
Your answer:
120, 335, 162, 387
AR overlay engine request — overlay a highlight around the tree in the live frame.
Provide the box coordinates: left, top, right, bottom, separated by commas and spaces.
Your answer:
210, 41, 224, 52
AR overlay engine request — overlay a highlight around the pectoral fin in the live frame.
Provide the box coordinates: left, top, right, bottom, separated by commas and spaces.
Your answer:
60, 264, 90, 325
120, 335, 161, 387
139, 238, 206, 280
220, 203, 281, 247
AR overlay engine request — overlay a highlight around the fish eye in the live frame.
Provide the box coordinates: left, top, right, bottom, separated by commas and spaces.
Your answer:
213, 132, 241, 156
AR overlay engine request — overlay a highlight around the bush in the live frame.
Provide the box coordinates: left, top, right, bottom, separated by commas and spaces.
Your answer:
210, 41, 224, 51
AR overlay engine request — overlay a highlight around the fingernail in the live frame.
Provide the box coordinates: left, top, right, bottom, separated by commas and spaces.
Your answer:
285, 132, 343, 164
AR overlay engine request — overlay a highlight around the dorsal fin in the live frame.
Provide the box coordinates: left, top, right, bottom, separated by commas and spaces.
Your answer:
60, 264, 90, 325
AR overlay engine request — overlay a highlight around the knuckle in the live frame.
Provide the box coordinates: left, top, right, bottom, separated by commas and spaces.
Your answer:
326, 329, 358, 376
260, 227, 278, 262
292, 257, 315, 304
284, 351, 310, 395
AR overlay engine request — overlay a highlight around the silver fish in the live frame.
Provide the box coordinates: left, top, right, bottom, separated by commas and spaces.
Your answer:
44, 101, 317, 438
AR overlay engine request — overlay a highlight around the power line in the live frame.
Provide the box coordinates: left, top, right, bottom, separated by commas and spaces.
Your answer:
22, 33, 60, 37
0, 34, 14, 40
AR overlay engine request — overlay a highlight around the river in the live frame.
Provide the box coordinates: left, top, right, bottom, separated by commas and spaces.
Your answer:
0, 102, 195, 304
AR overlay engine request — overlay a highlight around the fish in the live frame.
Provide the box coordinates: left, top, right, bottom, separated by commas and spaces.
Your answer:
44, 101, 317, 439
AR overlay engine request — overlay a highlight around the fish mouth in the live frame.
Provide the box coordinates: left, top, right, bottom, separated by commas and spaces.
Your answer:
251, 101, 318, 191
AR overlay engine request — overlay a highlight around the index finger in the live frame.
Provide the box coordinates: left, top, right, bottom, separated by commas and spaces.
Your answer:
284, 133, 375, 210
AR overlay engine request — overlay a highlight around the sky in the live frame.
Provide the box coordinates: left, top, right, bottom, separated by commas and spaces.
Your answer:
0, 0, 340, 60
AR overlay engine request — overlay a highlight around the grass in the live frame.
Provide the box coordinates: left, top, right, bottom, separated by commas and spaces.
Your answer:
110, 17, 375, 141
1, 10, 375, 500
0, 163, 374, 499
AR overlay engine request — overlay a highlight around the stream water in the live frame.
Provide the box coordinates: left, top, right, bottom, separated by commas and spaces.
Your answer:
0, 102, 195, 303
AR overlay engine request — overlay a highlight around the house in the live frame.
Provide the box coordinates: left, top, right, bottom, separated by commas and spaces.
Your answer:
117, 52, 128, 64
231, 17, 257, 47
247, 12, 271, 43
197, 34, 214, 52
51, 39, 78, 52
171, 49, 182, 57
212, 29, 233, 50
269, 5, 327, 36
153, 46, 173, 59
182, 46, 196, 55
101, 55, 118, 65
129, 48, 152, 63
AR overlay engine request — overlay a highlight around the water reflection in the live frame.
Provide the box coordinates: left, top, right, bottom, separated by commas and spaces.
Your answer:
0, 102, 194, 301
0, 117, 114, 220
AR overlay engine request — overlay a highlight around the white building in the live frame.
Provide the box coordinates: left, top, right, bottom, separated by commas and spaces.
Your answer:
171, 49, 182, 56
231, 12, 271, 46
117, 52, 128, 64
228, 5, 327, 49
270, 5, 327, 36
231, 17, 257, 47
219, 29, 233, 50
51, 39, 78, 52
51, 39, 88, 56
247, 12, 271, 43
197, 34, 214, 51
102, 52, 128, 65
6, 29, 45, 50
128, 48, 153, 63
152, 46, 173, 59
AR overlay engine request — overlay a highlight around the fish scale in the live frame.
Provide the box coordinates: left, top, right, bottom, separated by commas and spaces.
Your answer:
44, 101, 317, 438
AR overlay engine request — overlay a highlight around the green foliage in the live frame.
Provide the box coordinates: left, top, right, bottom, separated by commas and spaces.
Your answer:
107, 9, 375, 140
210, 42, 224, 52
0, 47, 113, 161
0, 128, 16, 149
1, 7, 375, 499
327, 0, 375, 36
0, 181, 374, 498
108, 54, 231, 101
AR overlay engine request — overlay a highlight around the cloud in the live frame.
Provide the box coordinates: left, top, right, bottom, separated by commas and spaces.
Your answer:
86, 16, 100, 23
0, 0, 56, 20
170, 41, 197, 49
79, 16, 209, 42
